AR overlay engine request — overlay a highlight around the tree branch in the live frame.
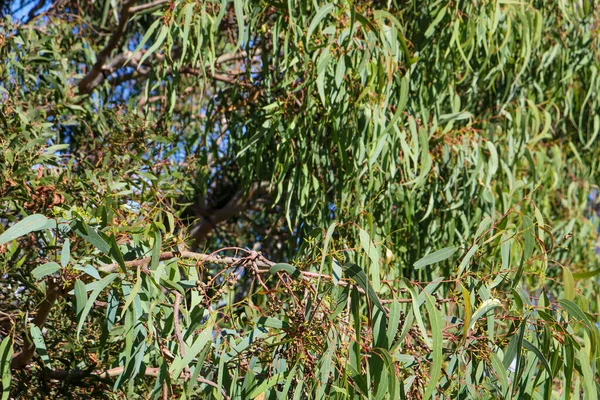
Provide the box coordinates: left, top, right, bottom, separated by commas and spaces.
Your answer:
129, 0, 170, 13
77, 0, 139, 95
97, 250, 273, 273
11, 279, 62, 368
189, 182, 271, 246
172, 291, 190, 377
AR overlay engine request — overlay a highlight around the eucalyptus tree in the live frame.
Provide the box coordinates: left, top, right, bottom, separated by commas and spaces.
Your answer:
1, 0, 599, 398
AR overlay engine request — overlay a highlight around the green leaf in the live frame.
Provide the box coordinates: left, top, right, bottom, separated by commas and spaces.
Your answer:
0, 336, 13, 400
269, 263, 301, 279
138, 25, 169, 67
423, 293, 442, 400
180, 2, 194, 62
320, 222, 337, 273
74, 279, 87, 317
489, 352, 508, 394
108, 235, 126, 272
343, 263, 385, 312
234, 0, 245, 47
414, 246, 458, 270
562, 267, 575, 301
359, 228, 380, 291
468, 299, 502, 333
457, 245, 478, 276
249, 373, 285, 399
522, 339, 553, 380
29, 325, 50, 367
572, 268, 600, 279
500, 235, 511, 271
151, 230, 161, 270
0, 214, 49, 246
386, 300, 401, 351
578, 347, 598, 400
122, 267, 142, 315
76, 273, 118, 339
127, 19, 160, 64
170, 315, 215, 379
73, 221, 111, 255
255, 316, 289, 329
31, 262, 61, 280
307, 4, 334, 44
332, 259, 342, 286
60, 238, 70, 268
559, 299, 593, 328
424, 6, 447, 38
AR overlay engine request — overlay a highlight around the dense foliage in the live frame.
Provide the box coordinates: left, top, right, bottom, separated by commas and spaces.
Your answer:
1, 0, 599, 398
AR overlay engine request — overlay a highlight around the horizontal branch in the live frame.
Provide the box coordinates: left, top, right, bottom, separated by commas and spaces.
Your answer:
129, 0, 170, 13
98, 250, 273, 273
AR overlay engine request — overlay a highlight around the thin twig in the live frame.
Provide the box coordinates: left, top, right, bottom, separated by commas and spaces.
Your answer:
130, 0, 170, 13
98, 250, 272, 273
173, 291, 190, 376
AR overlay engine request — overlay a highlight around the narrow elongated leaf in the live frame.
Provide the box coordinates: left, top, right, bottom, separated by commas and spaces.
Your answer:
359, 228, 381, 291
138, 25, 169, 67
31, 262, 61, 280
151, 230, 161, 270
74, 279, 87, 317
457, 245, 478, 276
270, 263, 301, 279
320, 222, 337, 272
60, 238, 70, 267
307, 4, 334, 44
468, 299, 502, 333
74, 221, 111, 255
0, 336, 13, 400
170, 315, 215, 379
522, 339, 552, 380
343, 263, 384, 312
108, 235, 126, 272
578, 347, 598, 400
249, 373, 284, 399
562, 267, 575, 301
414, 246, 458, 270
423, 293, 442, 400
0, 214, 48, 246
122, 267, 142, 315
489, 352, 508, 394
76, 273, 118, 339
29, 325, 50, 367
255, 317, 289, 329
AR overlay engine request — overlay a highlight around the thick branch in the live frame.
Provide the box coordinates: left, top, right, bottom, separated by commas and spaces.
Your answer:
77, 0, 139, 95
189, 182, 271, 246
